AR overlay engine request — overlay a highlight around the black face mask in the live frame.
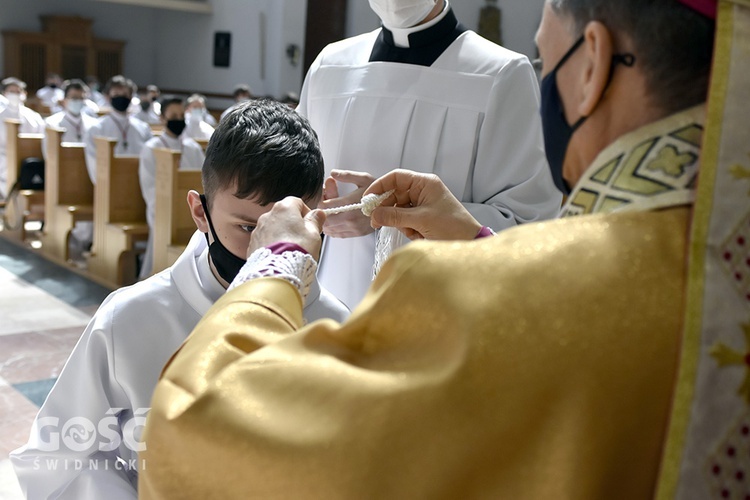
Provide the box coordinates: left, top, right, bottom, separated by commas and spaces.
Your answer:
49, 83, 57, 89
540, 36, 635, 195
166, 119, 186, 137
200, 194, 247, 283
111, 95, 131, 113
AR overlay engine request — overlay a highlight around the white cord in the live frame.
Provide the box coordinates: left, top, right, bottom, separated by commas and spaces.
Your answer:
320, 190, 395, 216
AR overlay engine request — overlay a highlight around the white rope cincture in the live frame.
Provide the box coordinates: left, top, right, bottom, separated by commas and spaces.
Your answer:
318, 189, 404, 280
320, 190, 395, 217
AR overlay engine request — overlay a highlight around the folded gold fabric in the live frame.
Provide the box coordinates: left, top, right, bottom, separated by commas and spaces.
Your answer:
141, 206, 689, 499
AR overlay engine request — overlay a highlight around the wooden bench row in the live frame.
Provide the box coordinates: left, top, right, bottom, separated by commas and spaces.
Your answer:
1, 119, 206, 290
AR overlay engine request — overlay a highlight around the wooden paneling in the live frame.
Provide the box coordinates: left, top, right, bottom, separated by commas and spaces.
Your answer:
303, 0, 348, 75
3, 16, 125, 90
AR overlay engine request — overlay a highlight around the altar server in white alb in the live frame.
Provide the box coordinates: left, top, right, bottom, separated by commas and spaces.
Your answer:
298, 0, 562, 308
10, 99, 349, 500
43, 79, 99, 156
184, 93, 216, 140
138, 96, 205, 279
35, 73, 64, 113
0, 77, 45, 198
84, 75, 152, 184
133, 87, 162, 125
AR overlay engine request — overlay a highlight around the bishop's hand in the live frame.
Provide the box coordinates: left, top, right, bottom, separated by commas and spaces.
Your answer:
246, 197, 326, 261
319, 170, 377, 238
365, 169, 483, 241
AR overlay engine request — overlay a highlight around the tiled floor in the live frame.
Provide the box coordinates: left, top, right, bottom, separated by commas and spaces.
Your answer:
0, 235, 111, 498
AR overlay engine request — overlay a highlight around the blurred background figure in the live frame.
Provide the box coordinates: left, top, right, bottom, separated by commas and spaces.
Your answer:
219, 83, 252, 121
85, 75, 108, 108
35, 73, 64, 113
185, 93, 215, 140
0, 77, 45, 198
134, 87, 161, 125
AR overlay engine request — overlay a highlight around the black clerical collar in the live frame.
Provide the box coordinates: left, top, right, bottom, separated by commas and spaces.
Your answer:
369, 8, 467, 67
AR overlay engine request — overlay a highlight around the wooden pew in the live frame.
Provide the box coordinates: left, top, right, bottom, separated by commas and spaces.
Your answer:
39, 127, 92, 262
87, 136, 148, 288
3, 119, 45, 242
25, 98, 51, 117
151, 148, 202, 274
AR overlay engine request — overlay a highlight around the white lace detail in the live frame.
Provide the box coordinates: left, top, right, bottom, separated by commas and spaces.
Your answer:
373, 226, 409, 279
228, 247, 317, 301
321, 190, 395, 216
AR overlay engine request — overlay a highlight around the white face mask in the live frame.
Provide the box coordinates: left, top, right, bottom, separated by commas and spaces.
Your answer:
67, 99, 84, 116
188, 108, 204, 123
5, 92, 24, 108
368, 0, 437, 29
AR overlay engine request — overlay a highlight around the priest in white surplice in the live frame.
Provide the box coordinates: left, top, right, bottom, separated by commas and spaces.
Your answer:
298, 0, 562, 308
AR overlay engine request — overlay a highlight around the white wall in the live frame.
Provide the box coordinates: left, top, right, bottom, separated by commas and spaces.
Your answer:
345, 0, 545, 59
153, 0, 308, 109
154, 0, 262, 108
262, 0, 308, 101
0, 0, 158, 86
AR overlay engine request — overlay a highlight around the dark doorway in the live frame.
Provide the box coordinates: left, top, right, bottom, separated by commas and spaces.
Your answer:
303, 0, 348, 76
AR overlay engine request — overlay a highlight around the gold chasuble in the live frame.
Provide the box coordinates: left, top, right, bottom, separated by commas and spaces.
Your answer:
140, 4, 748, 498
141, 117, 694, 498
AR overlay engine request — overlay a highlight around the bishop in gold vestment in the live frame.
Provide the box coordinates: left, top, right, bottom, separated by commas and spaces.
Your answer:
141, 0, 749, 498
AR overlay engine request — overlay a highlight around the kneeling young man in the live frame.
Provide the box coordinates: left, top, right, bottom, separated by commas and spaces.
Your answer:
10, 99, 349, 500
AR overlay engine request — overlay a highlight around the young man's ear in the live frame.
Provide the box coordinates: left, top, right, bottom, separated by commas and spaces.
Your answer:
187, 190, 209, 233
577, 21, 614, 118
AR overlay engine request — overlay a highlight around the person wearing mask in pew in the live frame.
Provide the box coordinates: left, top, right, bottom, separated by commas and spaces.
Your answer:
84, 75, 152, 184
138, 96, 205, 279
0, 77, 45, 198
185, 93, 215, 140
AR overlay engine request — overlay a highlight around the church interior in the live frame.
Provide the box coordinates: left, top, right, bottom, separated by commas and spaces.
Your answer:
0, 1, 542, 496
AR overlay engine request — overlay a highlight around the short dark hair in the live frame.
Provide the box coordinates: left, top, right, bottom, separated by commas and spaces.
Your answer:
2, 77, 26, 91
159, 95, 184, 116
187, 93, 206, 106
202, 99, 324, 207
104, 75, 137, 97
62, 79, 89, 98
232, 84, 252, 99
549, 0, 715, 115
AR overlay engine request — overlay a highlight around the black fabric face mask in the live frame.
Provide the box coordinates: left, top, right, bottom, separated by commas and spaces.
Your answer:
200, 194, 247, 283
111, 95, 131, 112
540, 36, 586, 195
540, 36, 635, 195
166, 119, 186, 137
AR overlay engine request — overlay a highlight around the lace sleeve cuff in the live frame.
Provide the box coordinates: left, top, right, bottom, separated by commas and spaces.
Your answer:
228, 246, 318, 301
